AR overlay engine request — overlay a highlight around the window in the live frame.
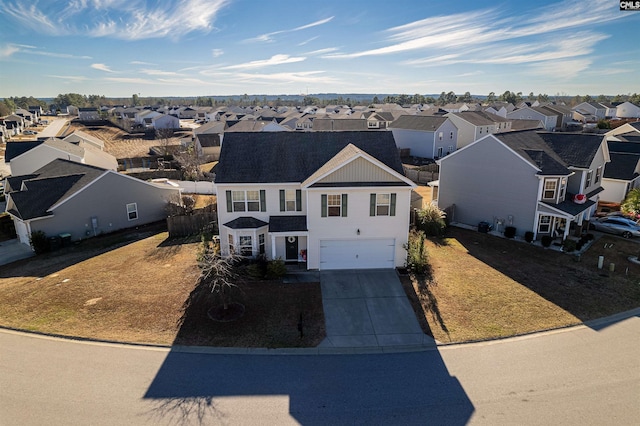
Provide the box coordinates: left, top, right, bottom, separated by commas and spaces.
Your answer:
450, 131, 454, 139
259, 233, 265, 255
232, 191, 245, 212
538, 215, 551, 233
438, 131, 443, 141
126, 203, 138, 220
246, 190, 260, 211
585, 170, 593, 189
239, 236, 252, 256
226, 190, 266, 213
280, 189, 302, 212
595, 166, 602, 184
228, 234, 234, 254
327, 194, 342, 216
559, 177, 567, 200
321, 194, 347, 217
437, 147, 443, 157
370, 193, 396, 216
543, 178, 558, 200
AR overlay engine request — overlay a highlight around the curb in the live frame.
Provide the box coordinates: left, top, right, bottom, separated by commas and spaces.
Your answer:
2, 307, 638, 355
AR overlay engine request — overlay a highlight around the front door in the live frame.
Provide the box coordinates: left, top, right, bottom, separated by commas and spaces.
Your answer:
285, 236, 298, 261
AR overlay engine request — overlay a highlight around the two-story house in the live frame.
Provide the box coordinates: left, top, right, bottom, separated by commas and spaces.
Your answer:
214, 132, 416, 270
506, 106, 559, 131
436, 131, 609, 241
445, 111, 512, 149
389, 115, 458, 159
572, 102, 606, 122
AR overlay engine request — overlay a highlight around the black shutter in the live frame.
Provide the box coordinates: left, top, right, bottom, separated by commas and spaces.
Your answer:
279, 190, 285, 212
226, 190, 232, 212
296, 189, 302, 211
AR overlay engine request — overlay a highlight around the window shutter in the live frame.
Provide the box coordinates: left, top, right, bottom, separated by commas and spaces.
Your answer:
370, 193, 376, 216
296, 189, 302, 211
390, 193, 396, 216
321, 194, 327, 217
260, 190, 266, 212
226, 190, 232, 213
279, 190, 285, 212
341, 194, 348, 217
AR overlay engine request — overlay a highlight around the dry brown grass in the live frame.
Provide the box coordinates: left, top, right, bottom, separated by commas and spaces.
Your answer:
0, 226, 325, 347
403, 227, 640, 343
0, 229, 198, 344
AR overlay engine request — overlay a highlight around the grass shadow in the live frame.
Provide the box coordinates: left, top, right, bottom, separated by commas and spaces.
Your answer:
449, 226, 640, 330
0, 221, 167, 279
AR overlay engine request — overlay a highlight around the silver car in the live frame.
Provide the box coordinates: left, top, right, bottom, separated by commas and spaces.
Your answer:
590, 217, 640, 238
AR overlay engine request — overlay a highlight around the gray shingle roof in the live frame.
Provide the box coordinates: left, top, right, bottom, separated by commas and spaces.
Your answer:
449, 111, 509, 126
540, 198, 595, 216
8, 159, 106, 220
196, 133, 220, 147
495, 131, 603, 173
222, 216, 269, 229
603, 153, 640, 180
389, 115, 448, 131
215, 131, 403, 184
4, 141, 42, 162
268, 216, 307, 232
312, 118, 370, 131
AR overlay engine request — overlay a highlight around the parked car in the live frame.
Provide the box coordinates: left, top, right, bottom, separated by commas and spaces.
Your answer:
590, 217, 640, 238
23, 130, 38, 135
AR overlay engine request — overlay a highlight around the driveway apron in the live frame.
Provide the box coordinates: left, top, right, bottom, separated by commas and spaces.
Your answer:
319, 269, 435, 348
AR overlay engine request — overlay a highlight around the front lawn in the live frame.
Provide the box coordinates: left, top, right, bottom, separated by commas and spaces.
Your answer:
0, 228, 324, 347
402, 227, 640, 343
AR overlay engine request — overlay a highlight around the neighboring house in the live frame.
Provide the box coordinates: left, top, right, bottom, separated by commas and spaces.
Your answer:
615, 102, 640, 118
63, 130, 105, 151
389, 115, 458, 159
194, 133, 221, 161
436, 131, 609, 241
311, 118, 375, 131
599, 102, 617, 118
538, 104, 573, 130
506, 106, 559, 131
3, 115, 25, 135
150, 113, 180, 130
4, 159, 180, 247
600, 141, 640, 205
8, 138, 117, 176
604, 122, 640, 141
214, 132, 416, 270
572, 102, 606, 122
445, 111, 512, 149
78, 108, 100, 121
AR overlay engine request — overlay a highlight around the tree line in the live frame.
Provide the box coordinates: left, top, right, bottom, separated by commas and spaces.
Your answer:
2, 91, 640, 117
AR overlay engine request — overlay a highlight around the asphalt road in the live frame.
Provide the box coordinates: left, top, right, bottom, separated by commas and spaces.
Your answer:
1, 313, 638, 425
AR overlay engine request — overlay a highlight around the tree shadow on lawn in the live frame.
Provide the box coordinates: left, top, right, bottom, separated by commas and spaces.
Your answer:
173, 277, 326, 348
399, 268, 448, 340
0, 221, 168, 279
448, 227, 640, 330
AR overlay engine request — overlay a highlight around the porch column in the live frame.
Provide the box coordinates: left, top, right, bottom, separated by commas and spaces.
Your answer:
271, 236, 277, 261
575, 212, 584, 237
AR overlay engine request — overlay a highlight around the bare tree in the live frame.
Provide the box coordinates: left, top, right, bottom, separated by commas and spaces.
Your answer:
155, 128, 175, 156
198, 252, 243, 311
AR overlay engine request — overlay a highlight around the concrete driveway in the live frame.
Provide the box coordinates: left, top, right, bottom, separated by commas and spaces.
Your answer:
0, 239, 34, 266
319, 269, 435, 349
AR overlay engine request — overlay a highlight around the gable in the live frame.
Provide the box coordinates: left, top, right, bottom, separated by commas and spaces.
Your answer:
316, 157, 405, 185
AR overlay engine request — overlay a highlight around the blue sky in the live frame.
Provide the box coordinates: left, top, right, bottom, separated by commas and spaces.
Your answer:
1, 0, 638, 98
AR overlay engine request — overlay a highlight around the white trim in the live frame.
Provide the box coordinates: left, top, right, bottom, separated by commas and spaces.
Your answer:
301, 150, 415, 189
305, 185, 411, 192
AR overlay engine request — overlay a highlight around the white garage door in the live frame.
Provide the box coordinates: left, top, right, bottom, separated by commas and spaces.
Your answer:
320, 239, 395, 270
14, 220, 30, 245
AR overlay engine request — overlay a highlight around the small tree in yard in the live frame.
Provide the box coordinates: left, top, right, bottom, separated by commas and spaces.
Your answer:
156, 128, 174, 156
416, 204, 447, 237
404, 229, 430, 275
198, 251, 245, 320
621, 188, 640, 219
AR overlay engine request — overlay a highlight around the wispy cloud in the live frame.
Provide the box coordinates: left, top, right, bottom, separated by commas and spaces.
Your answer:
91, 63, 115, 72
130, 60, 156, 65
211, 49, 224, 58
233, 70, 339, 86
46, 74, 89, 82
308, 47, 339, 56
244, 17, 333, 43
0, 0, 230, 40
104, 77, 153, 84
221, 54, 306, 70
138, 69, 179, 76
0, 43, 91, 59
298, 36, 318, 46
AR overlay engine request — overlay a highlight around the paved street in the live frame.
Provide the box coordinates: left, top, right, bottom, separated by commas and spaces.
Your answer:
1, 312, 638, 425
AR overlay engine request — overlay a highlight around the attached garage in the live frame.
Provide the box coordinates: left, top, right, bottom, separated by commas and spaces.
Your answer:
319, 238, 395, 270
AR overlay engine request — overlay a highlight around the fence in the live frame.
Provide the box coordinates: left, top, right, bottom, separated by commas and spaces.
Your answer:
167, 213, 218, 238
405, 169, 439, 184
